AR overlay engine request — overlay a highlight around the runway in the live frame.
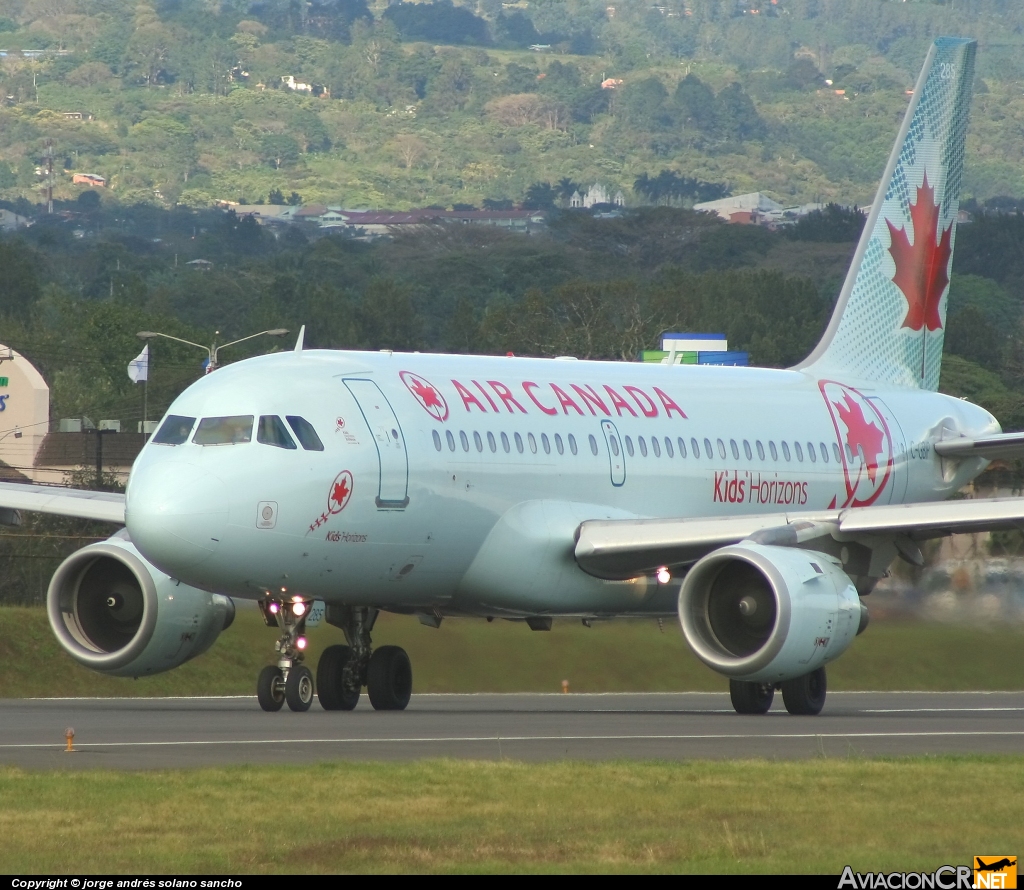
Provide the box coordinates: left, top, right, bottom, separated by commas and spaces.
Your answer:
1, 691, 1022, 769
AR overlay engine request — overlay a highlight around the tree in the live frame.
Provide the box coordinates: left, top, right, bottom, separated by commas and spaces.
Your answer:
714, 82, 766, 142
260, 134, 300, 169
620, 77, 669, 130
674, 74, 717, 133
268, 188, 286, 205
391, 134, 427, 170
76, 189, 101, 210
522, 182, 557, 210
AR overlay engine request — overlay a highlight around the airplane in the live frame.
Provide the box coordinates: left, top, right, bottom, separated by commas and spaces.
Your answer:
1, 36, 1018, 717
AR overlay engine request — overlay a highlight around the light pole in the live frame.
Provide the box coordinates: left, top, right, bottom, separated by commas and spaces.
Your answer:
136, 328, 289, 375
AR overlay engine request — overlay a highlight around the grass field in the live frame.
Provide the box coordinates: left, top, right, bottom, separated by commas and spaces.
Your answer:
3, 606, 1024, 697
0, 758, 1021, 873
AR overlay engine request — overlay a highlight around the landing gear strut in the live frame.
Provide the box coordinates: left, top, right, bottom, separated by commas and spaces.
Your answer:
318, 606, 413, 712
257, 597, 315, 712
729, 668, 827, 716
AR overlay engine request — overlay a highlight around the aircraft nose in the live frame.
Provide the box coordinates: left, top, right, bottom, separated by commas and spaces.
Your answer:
126, 460, 229, 570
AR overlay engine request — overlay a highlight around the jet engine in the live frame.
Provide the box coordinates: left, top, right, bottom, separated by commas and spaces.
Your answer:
47, 532, 235, 677
678, 542, 867, 684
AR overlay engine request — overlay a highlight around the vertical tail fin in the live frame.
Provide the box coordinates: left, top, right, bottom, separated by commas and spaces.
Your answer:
797, 38, 976, 390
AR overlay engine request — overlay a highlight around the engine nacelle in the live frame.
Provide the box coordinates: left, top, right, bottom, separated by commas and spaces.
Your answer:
47, 533, 235, 677
678, 542, 865, 683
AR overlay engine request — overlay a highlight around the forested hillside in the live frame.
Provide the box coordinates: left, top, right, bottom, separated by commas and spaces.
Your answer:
1, 0, 1024, 210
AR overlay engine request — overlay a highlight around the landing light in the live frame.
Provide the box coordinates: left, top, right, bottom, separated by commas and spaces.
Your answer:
292, 602, 306, 617
656, 567, 672, 585
296, 637, 307, 650
268, 602, 279, 615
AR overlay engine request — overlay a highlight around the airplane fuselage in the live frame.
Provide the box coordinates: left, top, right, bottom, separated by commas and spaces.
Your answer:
123, 349, 996, 618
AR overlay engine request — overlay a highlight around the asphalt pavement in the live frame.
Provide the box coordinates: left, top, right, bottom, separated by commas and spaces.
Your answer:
1, 691, 1022, 769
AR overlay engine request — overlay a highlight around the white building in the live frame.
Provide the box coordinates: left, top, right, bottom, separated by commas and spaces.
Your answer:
0, 209, 28, 232
570, 184, 626, 209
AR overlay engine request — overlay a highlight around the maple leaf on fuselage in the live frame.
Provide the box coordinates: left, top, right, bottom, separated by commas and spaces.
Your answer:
411, 378, 443, 409
886, 172, 954, 332
834, 394, 885, 483
332, 478, 350, 506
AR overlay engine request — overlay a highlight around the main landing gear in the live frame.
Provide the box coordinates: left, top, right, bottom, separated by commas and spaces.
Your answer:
256, 601, 412, 713
729, 667, 827, 716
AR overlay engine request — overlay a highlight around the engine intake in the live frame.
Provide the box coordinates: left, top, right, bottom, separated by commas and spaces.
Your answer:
47, 535, 234, 677
679, 542, 865, 683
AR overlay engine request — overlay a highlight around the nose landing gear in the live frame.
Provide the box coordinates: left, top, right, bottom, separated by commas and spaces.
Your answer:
257, 597, 314, 712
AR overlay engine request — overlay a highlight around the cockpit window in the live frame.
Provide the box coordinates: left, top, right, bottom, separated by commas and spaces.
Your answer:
193, 415, 253, 446
286, 416, 324, 452
258, 415, 297, 450
152, 415, 195, 445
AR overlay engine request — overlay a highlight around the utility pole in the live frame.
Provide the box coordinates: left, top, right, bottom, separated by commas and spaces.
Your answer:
44, 137, 53, 215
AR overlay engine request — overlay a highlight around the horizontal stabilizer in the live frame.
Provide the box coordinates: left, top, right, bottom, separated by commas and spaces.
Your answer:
0, 482, 125, 524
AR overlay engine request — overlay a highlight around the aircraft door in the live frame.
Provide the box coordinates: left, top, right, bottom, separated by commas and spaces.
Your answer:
343, 379, 410, 508
600, 419, 626, 487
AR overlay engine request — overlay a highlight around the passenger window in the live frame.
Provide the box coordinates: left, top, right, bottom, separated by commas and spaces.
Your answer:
285, 416, 324, 451
703, 438, 712, 459
515, 432, 524, 454
782, 441, 791, 461
625, 436, 634, 457
258, 415, 297, 450
717, 439, 726, 460
833, 443, 842, 463
555, 434, 564, 455
568, 434, 578, 455
743, 440, 752, 460
691, 438, 700, 459
846, 443, 854, 461
501, 432, 510, 453
665, 437, 673, 458
677, 437, 687, 458
473, 431, 483, 452
730, 439, 739, 460
541, 433, 551, 454
446, 430, 456, 452
795, 442, 804, 461
610, 436, 620, 457
152, 415, 195, 445
756, 441, 765, 460
460, 431, 470, 452
487, 431, 497, 453
528, 432, 538, 454
807, 442, 816, 463
820, 442, 829, 463
432, 430, 442, 451
652, 437, 661, 457
639, 437, 648, 457
589, 434, 598, 455
193, 415, 253, 446
769, 441, 778, 461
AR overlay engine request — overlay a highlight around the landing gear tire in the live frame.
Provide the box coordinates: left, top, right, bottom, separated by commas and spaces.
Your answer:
729, 679, 775, 715
257, 665, 285, 712
317, 644, 360, 711
285, 664, 315, 712
366, 645, 412, 711
781, 667, 827, 716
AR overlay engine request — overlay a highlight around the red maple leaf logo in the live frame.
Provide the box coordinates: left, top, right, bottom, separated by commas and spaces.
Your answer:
886, 172, 953, 332
327, 470, 353, 515
332, 478, 349, 507
834, 394, 885, 483
411, 378, 442, 409
400, 370, 449, 422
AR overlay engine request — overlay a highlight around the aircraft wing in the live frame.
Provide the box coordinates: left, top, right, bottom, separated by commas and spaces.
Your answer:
0, 481, 125, 524
574, 497, 1024, 579
934, 432, 1024, 462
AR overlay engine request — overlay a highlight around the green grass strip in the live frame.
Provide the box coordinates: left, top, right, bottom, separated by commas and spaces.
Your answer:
1, 758, 1022, 873
3, 606, 1023, 697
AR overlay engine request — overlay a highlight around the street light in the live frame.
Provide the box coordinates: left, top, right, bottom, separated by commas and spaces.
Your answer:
136, 328, 289, 373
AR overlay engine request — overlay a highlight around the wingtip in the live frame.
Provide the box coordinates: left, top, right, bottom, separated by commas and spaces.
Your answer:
294, 325, 306, 353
